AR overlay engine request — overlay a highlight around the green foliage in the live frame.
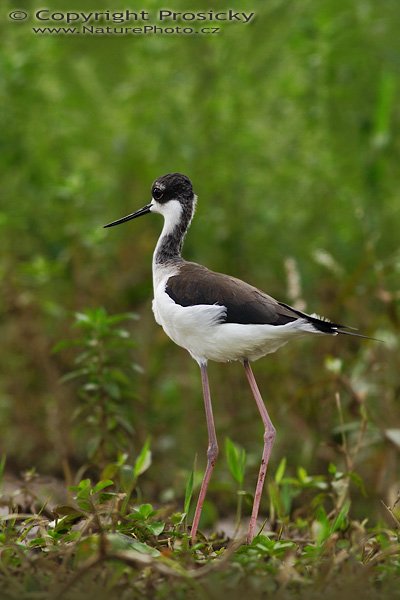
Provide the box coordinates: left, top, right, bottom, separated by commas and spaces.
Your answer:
0, 0, 398, 518
133, 437, 152, 479
56, 308, 139, 467
70, 478, 115, 512
0, 459, 399, 599
184, 468, 194, 516
225, 437, 248, 529
225, 437, 246, 487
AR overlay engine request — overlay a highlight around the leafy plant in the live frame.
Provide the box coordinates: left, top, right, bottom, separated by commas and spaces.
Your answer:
55, 308, 139, 468
225, 437, 247, 529
0, 457, 399, 599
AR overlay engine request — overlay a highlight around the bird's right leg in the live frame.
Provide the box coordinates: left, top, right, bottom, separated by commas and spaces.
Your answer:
191, 362, 219, 542
243, 360, 276, 544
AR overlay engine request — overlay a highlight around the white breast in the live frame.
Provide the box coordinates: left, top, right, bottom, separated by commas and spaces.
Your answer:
152, 263, 319, 364
152, 263, 225, 359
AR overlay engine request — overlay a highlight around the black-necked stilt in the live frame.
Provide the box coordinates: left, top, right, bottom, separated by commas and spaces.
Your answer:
104, 173, 367, 543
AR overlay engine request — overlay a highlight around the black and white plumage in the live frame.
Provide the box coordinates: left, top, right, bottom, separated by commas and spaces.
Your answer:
104, 172, 364, 543
106, 173, 354, 362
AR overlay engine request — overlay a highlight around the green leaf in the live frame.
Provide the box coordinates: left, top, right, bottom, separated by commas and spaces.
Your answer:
184, 464, 195, 516
93, 479, 114, 494
53, 505, 84, 518
313, 506, 331, 545
128, 540, 160, 557
106, 533, 160, 557
328, 462, 337, 476
171, 512, 186, 526
274, 457, 286, 484
75, 499, 92, 512
119, 464, 136, 493
297, 466, 308, 484
101, 463, 119, 480
331, 500, 351, 534
77, 479, 92, 492
134, 438, 152, 478
225, 437, 246, 486
135, 503, 154, 519
146, 521, 165, 536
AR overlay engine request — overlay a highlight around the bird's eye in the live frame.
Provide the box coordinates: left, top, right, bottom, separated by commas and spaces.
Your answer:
153, 187, 164, 201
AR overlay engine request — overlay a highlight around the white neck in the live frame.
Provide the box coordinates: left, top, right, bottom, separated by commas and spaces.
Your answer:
152, 200, 183, 261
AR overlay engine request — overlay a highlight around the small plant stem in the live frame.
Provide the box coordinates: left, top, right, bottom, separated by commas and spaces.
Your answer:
61, 457, 73, 488
98, 393, 109, 466
352, 406, 368, 460
335, 392, 352, 471
235, 489, 243, 530
381, 500, 400, 529
97, 338, 109, 467
120, 480, 136, 516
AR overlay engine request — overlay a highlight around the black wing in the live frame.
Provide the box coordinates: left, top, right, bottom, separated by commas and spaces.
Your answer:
166, 262, 368, 337
165, 262, 310, 326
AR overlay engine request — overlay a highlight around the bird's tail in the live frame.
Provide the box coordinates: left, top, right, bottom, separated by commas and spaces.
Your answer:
278, 302, 378, 341
335, 328, 380, 341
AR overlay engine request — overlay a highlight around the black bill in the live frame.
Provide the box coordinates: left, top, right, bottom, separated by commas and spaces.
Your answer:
103, 203, 152, 228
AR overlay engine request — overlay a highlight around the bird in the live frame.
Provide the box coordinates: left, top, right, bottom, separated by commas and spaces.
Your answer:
104, 172, 368, 544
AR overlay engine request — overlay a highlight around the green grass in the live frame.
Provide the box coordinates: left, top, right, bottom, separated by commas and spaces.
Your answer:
0, 452, 399, 599
1, 309, 398, 598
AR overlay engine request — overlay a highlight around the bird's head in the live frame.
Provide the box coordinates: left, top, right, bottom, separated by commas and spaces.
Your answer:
104, 173, 195, 229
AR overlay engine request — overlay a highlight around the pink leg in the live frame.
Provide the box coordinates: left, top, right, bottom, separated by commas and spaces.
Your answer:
244, 360, 276, 543
191, 362, 218, 542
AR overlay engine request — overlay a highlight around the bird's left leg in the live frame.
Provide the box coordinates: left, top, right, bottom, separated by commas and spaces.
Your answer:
191, 362, 219, 542
243, 359, 276, 544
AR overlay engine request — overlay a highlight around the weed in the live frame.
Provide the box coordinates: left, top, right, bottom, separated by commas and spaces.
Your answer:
55, 308, 140, 469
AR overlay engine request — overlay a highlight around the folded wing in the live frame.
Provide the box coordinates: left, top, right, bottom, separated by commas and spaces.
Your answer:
165, 262, 343, 331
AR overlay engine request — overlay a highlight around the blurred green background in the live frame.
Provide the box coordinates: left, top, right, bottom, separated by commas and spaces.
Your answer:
1, 0, 399, 523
